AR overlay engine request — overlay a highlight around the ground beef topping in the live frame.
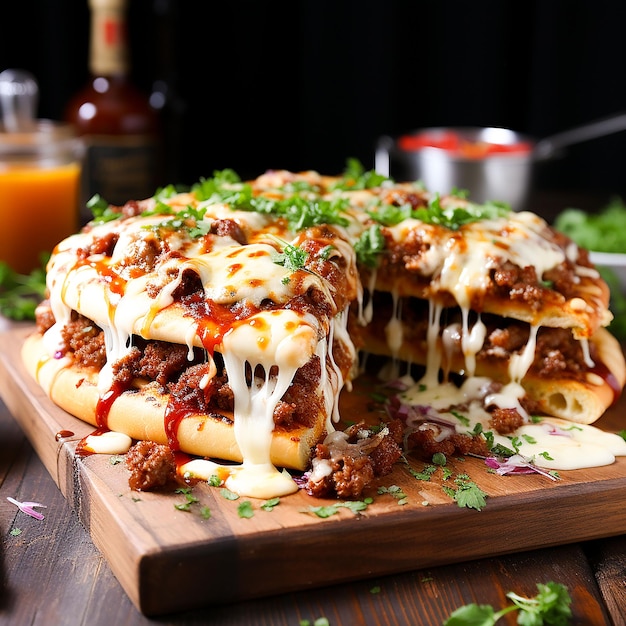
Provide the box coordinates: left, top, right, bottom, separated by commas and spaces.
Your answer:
125, 440, 179, 491
303, 421, 403, 499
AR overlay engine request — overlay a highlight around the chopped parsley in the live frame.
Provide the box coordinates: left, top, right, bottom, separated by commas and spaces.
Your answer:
407, 457, 488, 511
0, 258, 48, 320
444, 581, 572, 625
147, 205, 212, 238
87, 193, 120, 223
443, 475, 488, 511
378, 485, 409, 505
270, 237, 309, 273
411, 194, 510, 230
330, 157, 391, 191
304, 497, 373, 518
220, 488, 240, 501
173, 487, 199, 512
261, 497, 280, 511
354, 224, 386, 268
237, 501, 255, 519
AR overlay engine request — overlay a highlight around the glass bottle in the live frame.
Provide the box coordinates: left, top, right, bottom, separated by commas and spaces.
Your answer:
65, 0, 161, 222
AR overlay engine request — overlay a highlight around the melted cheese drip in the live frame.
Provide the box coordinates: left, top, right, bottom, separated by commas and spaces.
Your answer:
400, 379, 626, 470
81, 431, 132, 455
39, 205, 361, 499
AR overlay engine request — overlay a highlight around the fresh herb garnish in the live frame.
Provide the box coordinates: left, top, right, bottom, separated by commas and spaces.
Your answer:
148, 205, 211, 238
191, 169, 352, 231
330, 157, 390, 191
237, 501, 254, 519
192, 168, 242, 201
174, 487, 199, 511
411, 194, 511, 230
354, 224, 386, 268
304, 497, 373, 518
406, 458, 488, 511
270, 237, 309, 273
378, 485, 409, 505
554, 197, 626, 254
87, 194, 121, 223
261, 497, 280, 511
443, 581, 572, 625
220, 488, 240, 501
0, 258, 48, 320
443, 475, 488, 511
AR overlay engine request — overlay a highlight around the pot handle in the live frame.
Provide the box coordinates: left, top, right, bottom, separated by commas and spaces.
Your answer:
533, 111, 626, 160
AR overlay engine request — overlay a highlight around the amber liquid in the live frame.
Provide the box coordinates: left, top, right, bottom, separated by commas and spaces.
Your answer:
65, 75, 161, 217
0, 162, 80, 274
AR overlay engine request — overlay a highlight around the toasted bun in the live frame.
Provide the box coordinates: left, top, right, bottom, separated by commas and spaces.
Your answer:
21, 332, 322, 470
522, 326, 625, 424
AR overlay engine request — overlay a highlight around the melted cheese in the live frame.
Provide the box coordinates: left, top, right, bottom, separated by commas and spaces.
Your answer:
35, 171, 622, 501
399, 378, 626, 470
40, 201, 361, 498
81, 430, 133, 455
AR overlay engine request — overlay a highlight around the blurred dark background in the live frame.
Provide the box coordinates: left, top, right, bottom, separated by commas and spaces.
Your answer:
2, 0, 626, 208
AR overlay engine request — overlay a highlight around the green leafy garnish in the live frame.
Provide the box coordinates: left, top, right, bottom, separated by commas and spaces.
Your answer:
87, 194, 120, 223
330, 157, 390, 191
412, 194, 511, 230
220, 488, 240, 501
192, 168, 243, 201
299, 618, 330, 626
554, 197, 626, 253
443, 581, 572, 625
237, 501, 254, 519
174, 487, 199, 512
147, 205, 211, 238
304, 498, 373, 518
377, 485, 408, 505
191, 169, 352, 231
270, 237, 309, 272
354, 224, 386, 268
0, 258, 48, 320
444, 475, 488, 511
261, 497, 280, 511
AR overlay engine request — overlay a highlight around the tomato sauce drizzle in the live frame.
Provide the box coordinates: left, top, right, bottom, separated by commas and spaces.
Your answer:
95, 380, 128, 429
164, 296, 247, 450
164, 404, 198, 451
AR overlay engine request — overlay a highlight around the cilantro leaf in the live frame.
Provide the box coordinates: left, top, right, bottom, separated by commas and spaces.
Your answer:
354, 224, 386, 268
0, 258, 48, 320
87, 194, 122, 223
147, 205, 211, 238
238, 501, 254, 518
412, 194, 510, 231
451, 476, 488, 511
330, 158, 391, 191
444, 582, 572, 626
271, 238, 309, 272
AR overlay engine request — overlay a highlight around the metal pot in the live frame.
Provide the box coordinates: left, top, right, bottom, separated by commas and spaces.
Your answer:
375, 113, 626, 211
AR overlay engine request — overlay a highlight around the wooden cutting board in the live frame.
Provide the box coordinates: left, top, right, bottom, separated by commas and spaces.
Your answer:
2, 325, 626, 616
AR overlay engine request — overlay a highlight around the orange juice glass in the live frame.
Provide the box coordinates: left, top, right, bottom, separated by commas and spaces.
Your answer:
0, 121, 82, 274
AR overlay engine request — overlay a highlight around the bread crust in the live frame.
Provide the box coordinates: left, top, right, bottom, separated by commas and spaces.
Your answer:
359, 324, 625, 424
22, 332, 323, 470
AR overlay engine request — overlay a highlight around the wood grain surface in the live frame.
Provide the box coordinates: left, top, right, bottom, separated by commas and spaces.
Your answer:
2, 325, 626, 618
